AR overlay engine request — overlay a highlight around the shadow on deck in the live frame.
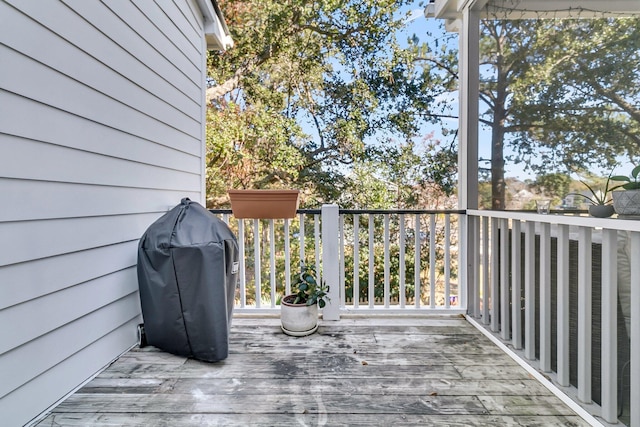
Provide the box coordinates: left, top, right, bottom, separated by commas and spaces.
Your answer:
36, 315, 591, 426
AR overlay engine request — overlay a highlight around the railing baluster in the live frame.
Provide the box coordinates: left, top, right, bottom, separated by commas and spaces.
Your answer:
458, 213, 467, 311
269, 219, 276, 308
369, 214, 375, 309
577, 226, 592, 403
445, 214, 451, 309
556, 224, 570, 386
630, 231, 640, 427
353, 214, 360, 309
539, 222, 551, 372
430, 214, 437, 309
384, 214, 390, 308
490, 217, 499, 332
601, 229, 618, 423
524, 220, 535, 360
482, 216, 489, 324
500, 218, 510, 341
238, 219, 246, 308
339, 214, 345, 308
254, 219, 261, 308
511, 219, 522, 350
284, 219, 291, 296
399, 214, 406, 309
314, 214, 321, 285
414, 213, 421, 308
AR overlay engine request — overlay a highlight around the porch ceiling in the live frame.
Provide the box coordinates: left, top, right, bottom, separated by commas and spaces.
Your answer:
432, 0, 640, 20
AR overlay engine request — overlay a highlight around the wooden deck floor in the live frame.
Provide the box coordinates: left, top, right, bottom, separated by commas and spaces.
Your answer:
36, 315, 591, 426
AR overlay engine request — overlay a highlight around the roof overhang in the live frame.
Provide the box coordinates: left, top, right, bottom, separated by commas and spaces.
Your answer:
196, 0, 234, 51
428, 0, 640, 20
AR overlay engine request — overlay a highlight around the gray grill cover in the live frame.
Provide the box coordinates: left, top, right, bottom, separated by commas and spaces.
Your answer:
137, 198, 239, 362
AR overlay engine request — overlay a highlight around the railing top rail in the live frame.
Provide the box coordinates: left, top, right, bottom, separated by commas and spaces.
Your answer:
209, 208, 467, 216
468, 208, 640, 232
339, 209, 466, 215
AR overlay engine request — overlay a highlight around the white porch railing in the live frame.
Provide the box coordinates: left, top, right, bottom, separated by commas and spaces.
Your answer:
211, 205, 465, 315
212, 205, 639, 425
465, 210, 640, 427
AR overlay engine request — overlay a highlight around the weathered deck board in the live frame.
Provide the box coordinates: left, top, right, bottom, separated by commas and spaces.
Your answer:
35, 316, 591, 427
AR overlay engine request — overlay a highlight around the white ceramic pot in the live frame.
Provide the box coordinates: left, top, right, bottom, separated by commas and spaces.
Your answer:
612, 190, 640, 216
280, 295, 318, 336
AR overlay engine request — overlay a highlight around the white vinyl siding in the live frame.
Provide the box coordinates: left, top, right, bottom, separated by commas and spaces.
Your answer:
0, 0, 209, 425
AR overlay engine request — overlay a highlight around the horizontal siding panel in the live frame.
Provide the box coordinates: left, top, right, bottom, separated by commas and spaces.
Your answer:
63, 0, 202, 99
0, 47, 201, 156
133, 0, 201, 65
100, 0, 201, 84
0, 1, 200, 135
0, 135, 201, 191
0, 179, 198, 222
157, 0, 203, 49
0, 317, 139, 427
0, 92, 201, 171
181, 0, 205, 32
4, 0, 202, 109
0, 241, 139, 310
0, 212, 163, 266
0, 268, 139, 357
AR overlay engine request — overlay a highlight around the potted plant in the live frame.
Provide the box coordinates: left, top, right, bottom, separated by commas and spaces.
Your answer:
569, 171, 616, 218
611, 165, 640, 216
280, 263, 330, 337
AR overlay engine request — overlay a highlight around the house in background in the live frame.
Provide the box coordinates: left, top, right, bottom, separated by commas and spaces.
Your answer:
0, 1, 231, 425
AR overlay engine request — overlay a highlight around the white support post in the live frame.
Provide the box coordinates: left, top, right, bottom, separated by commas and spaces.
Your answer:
457, 5, 479, 317
557, 224, 570, 386
321, 204, 340, 321
601, 229, 617, 423
577, 226, 592, 403
511, 219, 522, 350
539, 222, 551, 372
457, 4, 479, 210
630, 231, 640, 427
524, 220, 535, 360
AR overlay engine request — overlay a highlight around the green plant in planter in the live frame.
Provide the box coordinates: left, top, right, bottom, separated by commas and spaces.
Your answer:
610, 164, 640, 216
611, 165, 640, 190
570, 170, 617, 206
290, 263, 330, 308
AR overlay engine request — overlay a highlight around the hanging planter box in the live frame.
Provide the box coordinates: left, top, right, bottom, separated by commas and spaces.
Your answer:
228, 189, 300, 219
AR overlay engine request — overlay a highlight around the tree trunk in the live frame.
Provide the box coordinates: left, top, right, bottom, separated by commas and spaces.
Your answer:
491, 82, 508, 210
